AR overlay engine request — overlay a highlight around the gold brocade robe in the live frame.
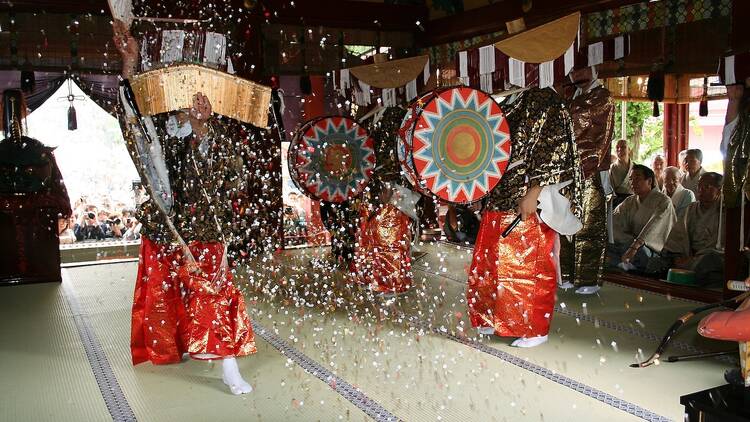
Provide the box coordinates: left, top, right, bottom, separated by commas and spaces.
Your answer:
560, 85, 615, 287
468, 88, 581, 337
724, 113, 750, 208
117, 108, 256, 365
485, 88, 582, 214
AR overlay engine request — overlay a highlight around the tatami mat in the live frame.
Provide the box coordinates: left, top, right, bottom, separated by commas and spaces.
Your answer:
263, 244, 734, 421
0, 283, 111, 421
0, 242, 737, 422
63, 265, 368, 422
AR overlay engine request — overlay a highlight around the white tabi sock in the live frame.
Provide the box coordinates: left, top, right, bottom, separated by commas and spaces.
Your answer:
476, 327, 495, 335
510, 335, 548, 348
558, 281, 574, 289
575, 285, 601, 295
222, 357, 253, 395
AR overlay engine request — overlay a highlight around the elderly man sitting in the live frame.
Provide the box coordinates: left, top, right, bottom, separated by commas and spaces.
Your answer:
609, 164, 677, 272
662, 166, 695, 218
647, 173, 724, 285
680, 149, 706, 195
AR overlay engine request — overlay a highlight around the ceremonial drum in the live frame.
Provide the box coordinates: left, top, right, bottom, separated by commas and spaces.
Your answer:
410, 87, 511, 204
138, 29, 231, 72
287, 116, 324, 194
289, 116, 376, 203
396, 89, 445, 196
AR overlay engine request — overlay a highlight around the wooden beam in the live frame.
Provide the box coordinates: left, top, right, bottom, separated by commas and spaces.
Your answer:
0, 0, 108, 14
126, 0, 426, 31
419, 0, 647, 47
603, 271, 723, 303
259, 0, 427, 32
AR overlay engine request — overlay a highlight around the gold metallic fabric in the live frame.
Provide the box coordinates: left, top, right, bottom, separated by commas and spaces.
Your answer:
560, 176, 608, 287
355, 203, 413, 293
368, 106, 407, 186
467, 211, 557, 337
485, 88, 582, 217
568, 86, 615, 178
560, 86, 614, 287
724, 113, 750, 208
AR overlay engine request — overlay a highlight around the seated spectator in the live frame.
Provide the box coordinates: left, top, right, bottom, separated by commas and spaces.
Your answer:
443, 204, 480, 244
75, 211, 105, 241
97, 210, 113, 238
678, 150, 688, 174
652, 155, 665, 191
70, 213, 80, 234
123, 217, 142, 241
609, 164, 676, 272
106, 215, 124, 239
648, 173, 724, 286
57, 217, 76, 244
662, 166, 695, 218
609, 139, 634, 208
680, 149, 706, 195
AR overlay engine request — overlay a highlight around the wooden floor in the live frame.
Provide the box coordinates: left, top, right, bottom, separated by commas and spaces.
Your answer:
0, 242, 740, 421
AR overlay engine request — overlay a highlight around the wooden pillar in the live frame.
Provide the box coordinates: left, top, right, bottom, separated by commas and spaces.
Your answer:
663, 103, 689, 167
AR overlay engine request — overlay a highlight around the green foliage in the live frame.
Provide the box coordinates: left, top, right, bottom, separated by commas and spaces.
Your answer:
639, 116, 664, 163
613, 101, 663, 164
613, 101, 650, 141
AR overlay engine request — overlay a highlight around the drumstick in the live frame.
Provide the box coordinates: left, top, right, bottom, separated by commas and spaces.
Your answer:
502, 214, 522, 238
136, 17, 208, 23
501, 170, 575, 237
727, 280, 750, 292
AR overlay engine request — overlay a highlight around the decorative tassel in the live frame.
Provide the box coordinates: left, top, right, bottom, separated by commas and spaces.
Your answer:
699, 76, 708, 117
647, 70, 664, 118
699, 98, 708, 117
300, 74, 312, 96
67, 104, 77, 131
20, 69, 35, 93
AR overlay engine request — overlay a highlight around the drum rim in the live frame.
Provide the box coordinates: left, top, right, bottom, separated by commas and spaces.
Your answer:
410, 86, 511, 205
288, 115, 375, 203
396, 88, 452, 199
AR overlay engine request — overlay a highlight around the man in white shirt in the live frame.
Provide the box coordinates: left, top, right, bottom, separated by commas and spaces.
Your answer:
648, 173, 724, 286
609, 164, 676, 272
680, 149, 706, 195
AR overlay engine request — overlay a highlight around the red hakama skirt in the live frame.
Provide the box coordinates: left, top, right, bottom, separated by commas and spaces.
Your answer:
130, 236, 256, 365
467, 211, 557, 338
355, 204, 413, 294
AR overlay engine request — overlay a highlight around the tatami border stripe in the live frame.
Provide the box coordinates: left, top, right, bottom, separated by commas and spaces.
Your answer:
429, 241, 703, 305
413, 264, 736, 364
252, 321, 402, 422
419, 322, 672, 422
273, 255, 673, 420
61, 270, 137, 422
61, 258, 140, 268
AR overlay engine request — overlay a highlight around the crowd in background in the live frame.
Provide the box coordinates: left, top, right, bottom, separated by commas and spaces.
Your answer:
282, 191, 309, 245
434, 139, 725, 287
607, 141, 725, 286
57, 193, 142, 245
